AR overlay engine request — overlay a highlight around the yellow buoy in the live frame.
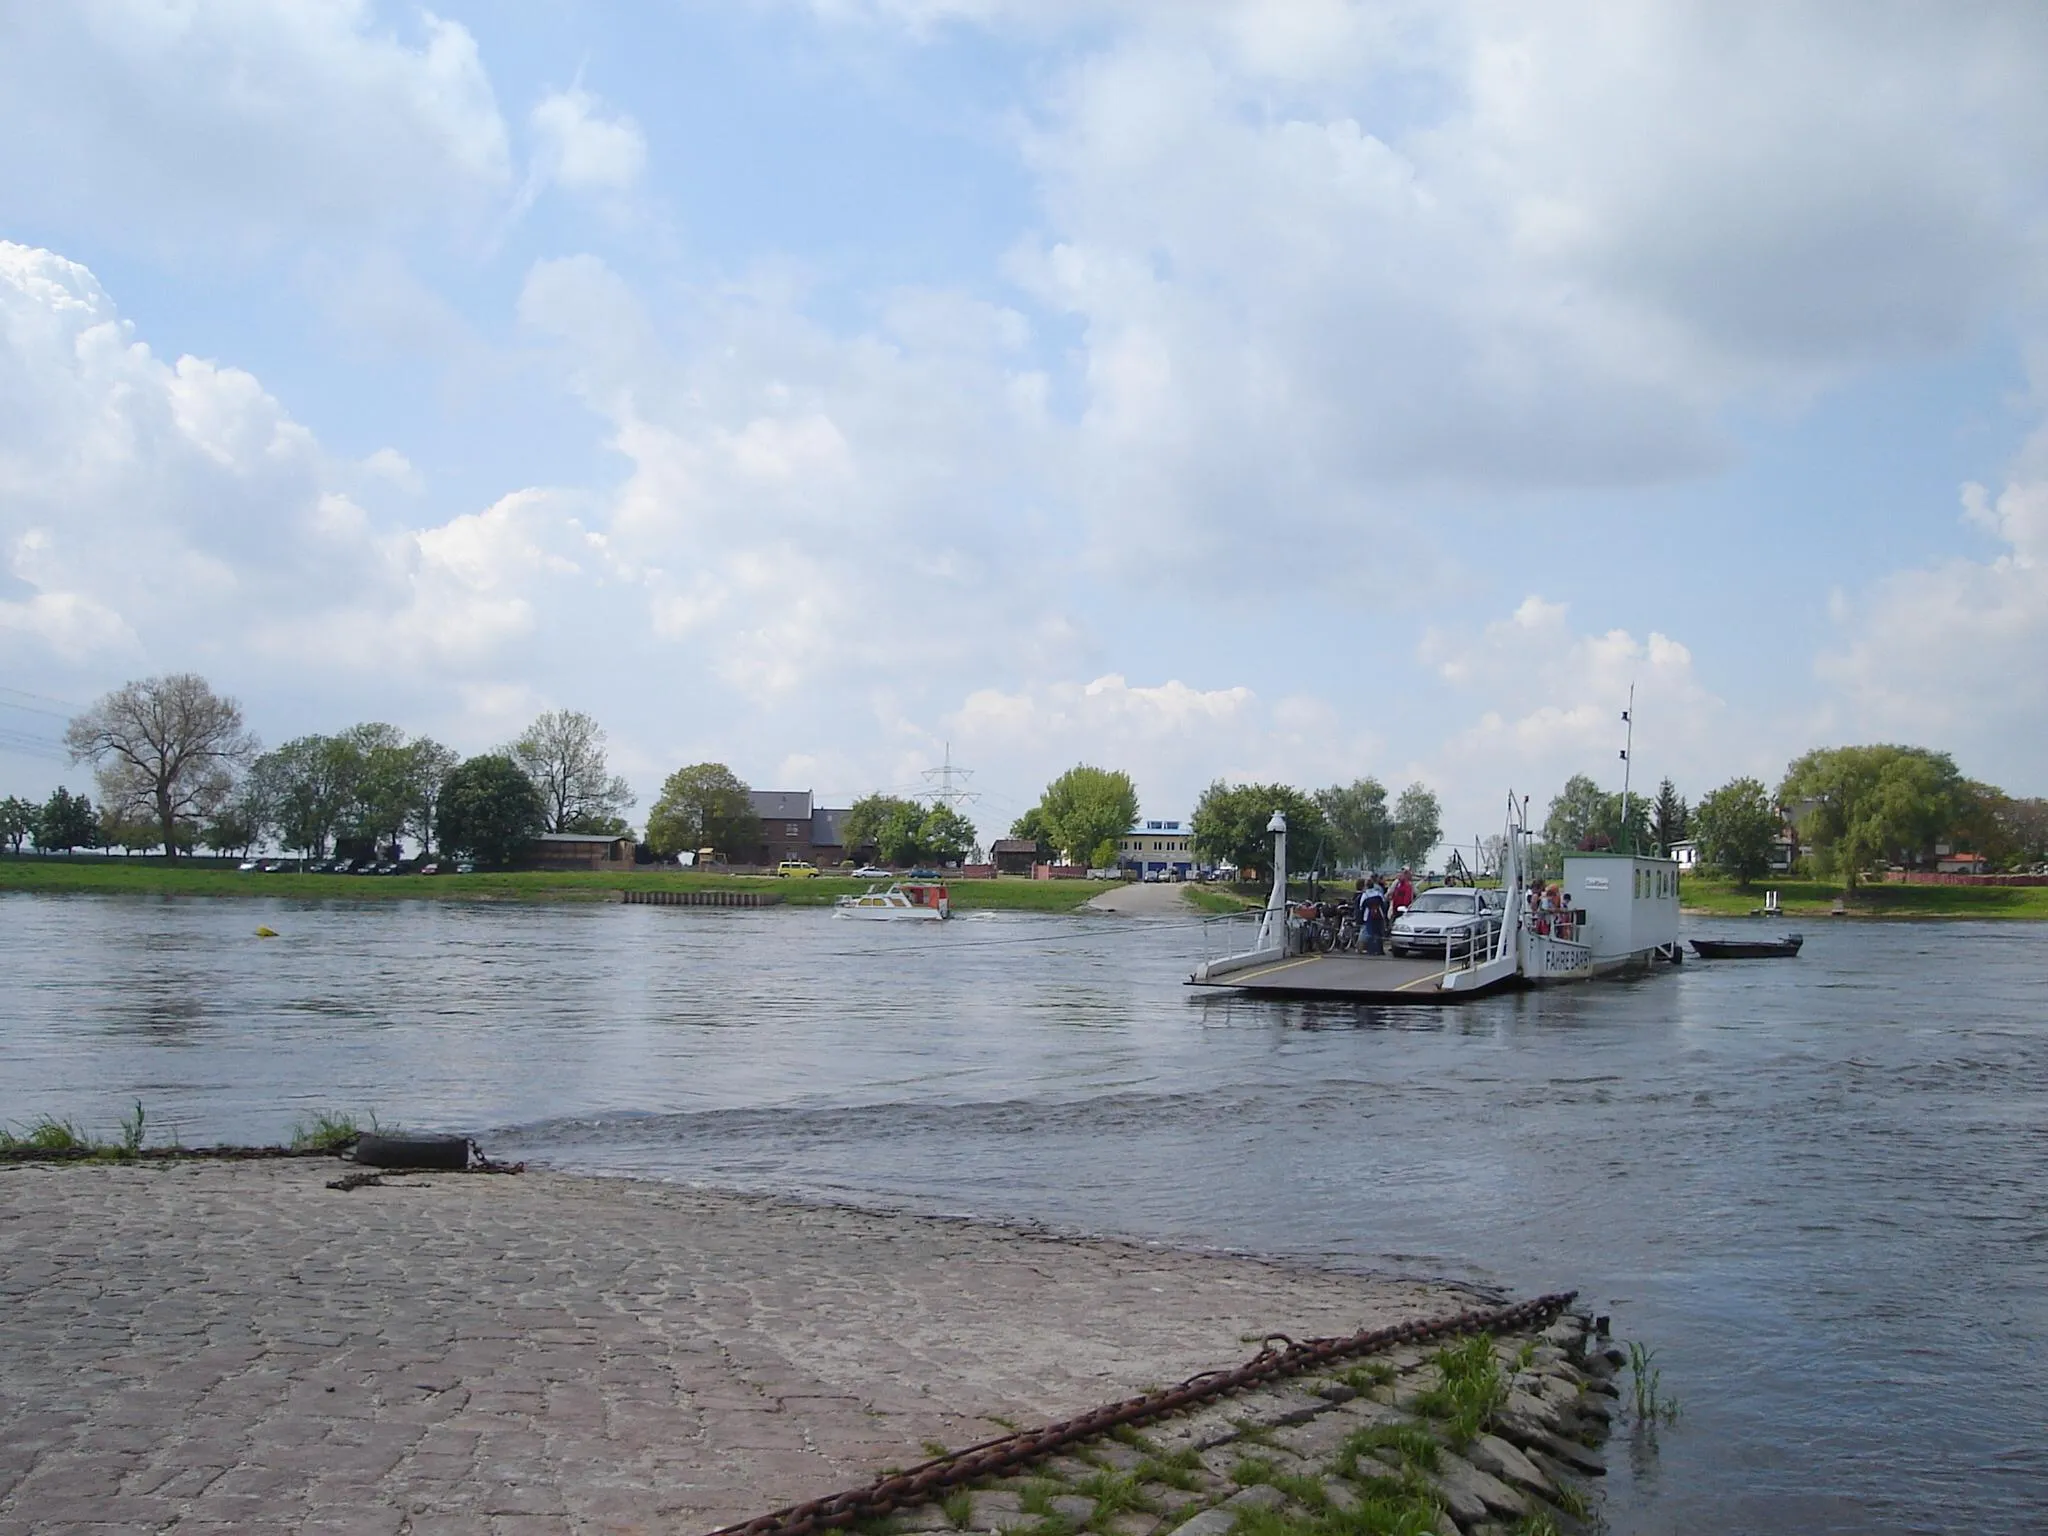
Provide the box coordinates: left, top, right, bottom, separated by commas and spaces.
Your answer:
255, 926, 278, 938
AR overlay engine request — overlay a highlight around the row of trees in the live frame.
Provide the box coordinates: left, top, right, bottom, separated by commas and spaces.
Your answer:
1536, 746, 2048, 887
1002, 766, 1445, 876
1189, 778, 1443, 876
42, 673, 637, 864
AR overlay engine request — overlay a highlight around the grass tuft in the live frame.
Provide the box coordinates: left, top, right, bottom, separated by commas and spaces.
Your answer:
1627, 1341, 1680, 1426
940, 1489, 974, 1530
1412, 1333, 1507, 1449
289, 1110, 368, 1152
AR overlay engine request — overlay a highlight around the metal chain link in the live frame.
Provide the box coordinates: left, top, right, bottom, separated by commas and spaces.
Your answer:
707, 1290, 1577, 1536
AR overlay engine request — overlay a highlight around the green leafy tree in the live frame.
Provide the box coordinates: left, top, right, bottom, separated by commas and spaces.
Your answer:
435, 755, 546, 867
1693, 776, 1780, 887
1191, 781, 1330, 877
1023, 765, 1140, 868
646, 763, 756, 858
1779, 745, 1967, 885
202, 804, 260, 857
34, 786, 99, 853
244, 735, 356, 857
1539, 773, 1649, 869
1996, 796, 2048, 869
1390, 783, 1443, 872
1007, 805, 1057, 857
338, 723, 415, 853
844, 794, 924, 864
64, 673, 257, 862
1314, 778, 1392, 870
511, 710, 634, 834
915, 804, 978, 864
0, 795, 33, 853
401, 738, 460, 855
1649, 778, 1690, 856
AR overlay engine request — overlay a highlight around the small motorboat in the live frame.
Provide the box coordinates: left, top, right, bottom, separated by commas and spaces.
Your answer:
833, 881, 950, 921
1690, 933, 1803, 959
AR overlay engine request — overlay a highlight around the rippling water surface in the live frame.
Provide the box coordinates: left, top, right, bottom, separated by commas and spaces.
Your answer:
3, 891, 2044, 1533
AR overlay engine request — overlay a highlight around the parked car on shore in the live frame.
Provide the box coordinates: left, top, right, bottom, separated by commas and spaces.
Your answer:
775, 860, 820, 878
852, 864, 890, 878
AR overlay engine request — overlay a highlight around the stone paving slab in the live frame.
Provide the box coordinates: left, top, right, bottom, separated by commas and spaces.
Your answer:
0, 1163, 1473, 1534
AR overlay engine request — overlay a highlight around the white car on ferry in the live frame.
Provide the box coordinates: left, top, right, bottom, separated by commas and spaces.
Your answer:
1389, 887, 1502, 959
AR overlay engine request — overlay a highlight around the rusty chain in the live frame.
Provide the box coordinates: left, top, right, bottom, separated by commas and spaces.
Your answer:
706, 1289, 1577, 1536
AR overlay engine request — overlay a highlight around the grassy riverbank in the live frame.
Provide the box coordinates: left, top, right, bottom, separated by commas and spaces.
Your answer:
0, 857, 1105, 912
1680, 874, 2048, 919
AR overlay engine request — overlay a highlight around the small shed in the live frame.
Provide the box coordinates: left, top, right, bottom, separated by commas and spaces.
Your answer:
990, 838, 1041, 876
532, 832, 635, 870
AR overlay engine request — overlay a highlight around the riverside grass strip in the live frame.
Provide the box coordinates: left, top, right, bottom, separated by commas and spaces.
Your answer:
0, 857, 1112, 912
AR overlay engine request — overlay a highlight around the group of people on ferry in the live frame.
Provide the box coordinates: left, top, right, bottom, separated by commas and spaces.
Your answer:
1351, 868, 1415, 955
1528, 881, 1579, 939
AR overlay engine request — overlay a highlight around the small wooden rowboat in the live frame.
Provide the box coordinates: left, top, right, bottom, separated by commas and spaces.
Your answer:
1690, 934, 1803, 959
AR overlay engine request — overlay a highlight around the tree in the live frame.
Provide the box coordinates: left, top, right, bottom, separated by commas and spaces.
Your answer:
916, 804, 978, 864
1649, 778, 1690, 856
1023, 765, 1140, 868
1779, 745, 1966, 885
1538, 774, 1649, 869
844, 794, 924, 864
244, 735, 355, 857
1693, 776, 1779, 887
842, 794, 976, 866
1390, 783, 1442, 872
646, 763, 755, 859
203, 804, 260, 858
339, 723, 415, 853
1314, 778, 1392, 870
1008, 805, 1057, 857
64, 674, 257, 861
0, 795, 32, 853
401, 738, 460, 855
1190, 781, 1330, 877
511, 710, 634, 834
34, 786, 99, 854
1996, 796, 2048, 869
435, 755, 546, 867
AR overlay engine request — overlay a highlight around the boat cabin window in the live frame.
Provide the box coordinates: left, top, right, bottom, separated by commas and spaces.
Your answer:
1408, 891, 1478, 914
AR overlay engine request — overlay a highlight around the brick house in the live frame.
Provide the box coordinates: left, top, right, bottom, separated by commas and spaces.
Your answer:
745, 791, 866, 867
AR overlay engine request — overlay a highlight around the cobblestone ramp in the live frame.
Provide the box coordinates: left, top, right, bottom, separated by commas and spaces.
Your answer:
0, 1163, 1470, 1535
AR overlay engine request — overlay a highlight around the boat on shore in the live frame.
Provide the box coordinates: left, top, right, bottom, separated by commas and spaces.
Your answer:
834, 881, 950, 921
1691, 934, 1802, 959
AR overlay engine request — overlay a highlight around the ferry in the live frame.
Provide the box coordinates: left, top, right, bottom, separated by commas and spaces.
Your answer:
1189, 794, 1680, 1002
834, 881, 950, 922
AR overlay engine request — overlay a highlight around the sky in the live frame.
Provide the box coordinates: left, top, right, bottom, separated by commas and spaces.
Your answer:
2, 0, 2045, 852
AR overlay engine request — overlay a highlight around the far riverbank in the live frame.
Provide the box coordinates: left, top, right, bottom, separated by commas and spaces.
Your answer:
0, 855, 1108, 912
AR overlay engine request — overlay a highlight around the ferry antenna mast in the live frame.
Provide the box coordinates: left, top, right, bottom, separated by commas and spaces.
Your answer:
1618, 683, 1636, 854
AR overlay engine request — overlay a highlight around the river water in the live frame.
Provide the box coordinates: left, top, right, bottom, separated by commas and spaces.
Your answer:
2, 891, 2043, 1533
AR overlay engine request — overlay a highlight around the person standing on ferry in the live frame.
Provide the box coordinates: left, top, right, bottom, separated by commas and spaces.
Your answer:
1389, 868, 1415, 921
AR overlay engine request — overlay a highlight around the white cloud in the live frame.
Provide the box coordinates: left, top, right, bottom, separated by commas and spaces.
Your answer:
1817, 469, 2048, 788
0, 240, 602, 717
528, 86, 648, 196
0, 2, 511, 248
1417, 594, 1740, 839
986, 2, 2048, 590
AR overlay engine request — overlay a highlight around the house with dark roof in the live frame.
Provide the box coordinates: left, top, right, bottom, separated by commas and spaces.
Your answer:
746, 791, 866, 868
